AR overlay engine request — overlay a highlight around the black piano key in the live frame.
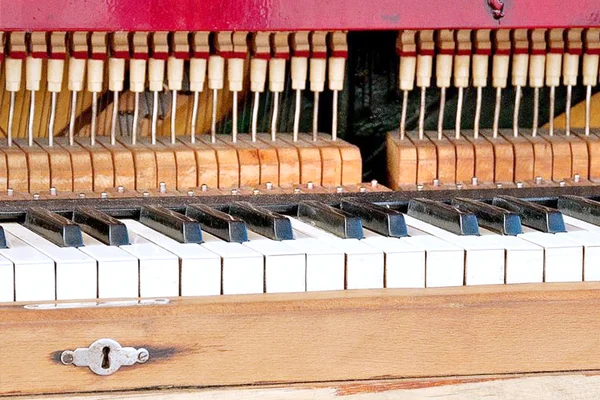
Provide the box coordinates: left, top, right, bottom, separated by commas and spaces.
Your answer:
340, 198, 407, 237
558, 195, 600, 226
228, 201, 294, 241
492, 195, 566, 233
185, 204, 248, 243
452, 197, 522, 236
0, 226, 7, 249
73, 206, 129, 246
25, 207, 83, 247
297, 201, 364, 239
407, 198, 479, 236
139, 205, 203, 244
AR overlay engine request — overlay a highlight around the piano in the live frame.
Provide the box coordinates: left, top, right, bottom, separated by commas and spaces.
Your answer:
2, 0, 600, 396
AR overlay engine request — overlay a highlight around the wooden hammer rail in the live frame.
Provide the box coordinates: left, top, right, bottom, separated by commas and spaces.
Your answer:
2, 282, 600, 395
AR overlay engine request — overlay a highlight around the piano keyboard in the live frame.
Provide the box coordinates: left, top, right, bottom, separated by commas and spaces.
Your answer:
3, 192, 600, 303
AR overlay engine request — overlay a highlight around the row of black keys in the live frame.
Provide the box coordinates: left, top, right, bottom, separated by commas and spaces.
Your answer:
1, 195, 598, 248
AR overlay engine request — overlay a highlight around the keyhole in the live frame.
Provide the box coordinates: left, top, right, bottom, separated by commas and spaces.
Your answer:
101, 346, 111, 369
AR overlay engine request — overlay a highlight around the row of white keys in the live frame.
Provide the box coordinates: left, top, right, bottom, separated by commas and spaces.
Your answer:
78, 232, 138, 299
288, 216, 384, 289
2, 223, 97, 300
0, 232, 46, 302
119, 229, 179, 297
121, 219, 221, 296
557, 215, 600, 281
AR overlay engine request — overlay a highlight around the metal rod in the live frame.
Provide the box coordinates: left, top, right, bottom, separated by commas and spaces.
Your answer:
132, 91, 140, 145
586, 84, 592, 136
418, 86, 426, 140
474, 86, 482, 139
293, 89, 301, 142
7, 91, 15, 147
271, 91, 279, 142
27, 91, 35, 147
251, 91, 259, 142
190, 91, 199, 144
492, 87, 501, 139
532, 87, 539, 137
513, 85, 521, 137
400, 90, 408, 140
455, 87, 463, 139
565, 84, 572, 136
69, 91, 77, 146
312, 91, 319, 141
211, 88, 217, 143
151, 91, 158, 145
48, 92, 57, 147
171, 90, 177, 144
437, 87, 446, 140
232, 91, 238, 143
90, 91, 98, 146
549, 86, 556, 136
332, 90, 338, 141
111, 91, 119, 145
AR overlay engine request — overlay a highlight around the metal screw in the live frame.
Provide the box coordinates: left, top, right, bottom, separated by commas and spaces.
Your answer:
496, 183, 503, 189
266, 182, 273, 190
117, 186, 125, 193
79, 193, 86, 198
371, 179, 378, 188
516, 182, 523, 189
33, 193, 40, 200
159, 182, 166, 193
307, 181, 314, 190
201, 184, 208, 192
101, 191, 108, 199
574, 173, 581, 183
471, 177, 478, 186
142, 191, 149, 197
559, 180, 566, 187
456, 183, 463, 190
7, 188, 13, 197
535, 176, 543, 185
60, 351, 74, 365
187, 190, 194, 197
137, 349, 149, 363
417, 184, 424, 191
294, 188, 301, 194
432, 179, 440, 187
49, 187, 57, 196
336, 186, 343, 193
359, 187, 367, 193
231, 189, 238, 195
253, 189, 260, 195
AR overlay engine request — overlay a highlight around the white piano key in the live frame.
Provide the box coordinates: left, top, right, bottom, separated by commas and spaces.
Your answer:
361, 230, 425, 289
120, 230, 179, 297
244, 231, 305, 293
404, 215, 504, 285
288, 216, 384, 289
402, 227, 464, 288
557, 221, 600, 281
121, 219, 221, 296
494, 234, 544, 284
3, 223, 96, 300
78, 232, 139, 299
0, 232, 54, 301
284, 232, 345, 292
0, 251, 13, 302
518, 227, 583, 283
202, 233, 264, 295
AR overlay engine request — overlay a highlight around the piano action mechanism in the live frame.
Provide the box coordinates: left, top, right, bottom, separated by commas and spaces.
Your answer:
3, 0, 600, 396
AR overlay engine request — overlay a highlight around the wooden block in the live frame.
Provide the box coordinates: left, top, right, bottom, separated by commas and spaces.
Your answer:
14, 140, 50, 193
498, 130, 534, 182
563, 133, 589, 179
462, 135, 495, 183
317, 135, 363, 185
259, 134, 300, 186
386, 132, 417, 188
35, 139, 73, 192
478, 130, 514, 183
70, 139, 111, 192
538, 131, 573, 182
574, 130, 600, 180
220, 137, 260, 187
307, 136, 342, 186
96, 137, 136, 190
139, 139, 177, 190
279, 134, 329, 186
0, 149, 9, 193
0, 142, 29, 193
157, 138, 198, 191
197, 135, 239, 189
521, 133, 553, 181
115, 139, 159, 191
443, 132, 474, 183
177, 137, 219, 189
237, 134, 279, 186
422, 132, 455, 184
411, 133, 443, 184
